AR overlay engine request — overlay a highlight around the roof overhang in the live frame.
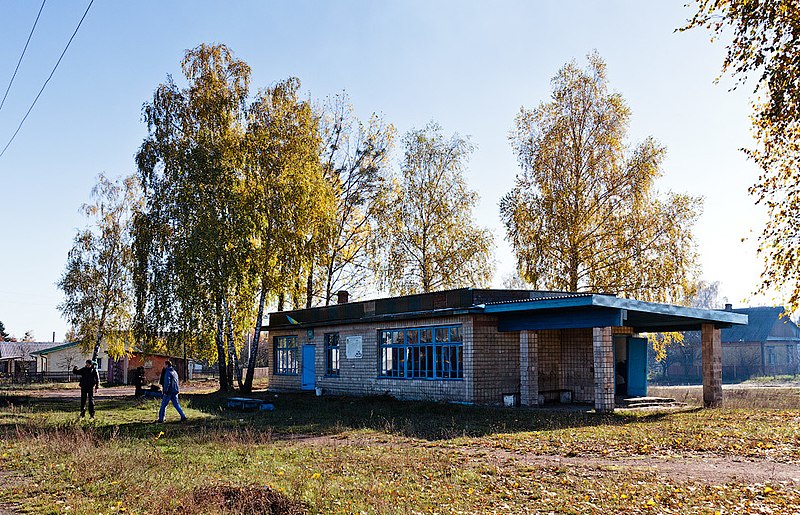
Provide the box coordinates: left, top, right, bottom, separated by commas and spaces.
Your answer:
482, 295, 748, 333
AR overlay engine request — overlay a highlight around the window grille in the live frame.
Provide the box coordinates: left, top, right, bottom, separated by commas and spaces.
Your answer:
379, 324, 463, 380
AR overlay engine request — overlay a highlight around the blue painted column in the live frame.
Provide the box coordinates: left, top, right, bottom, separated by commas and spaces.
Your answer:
593, 327, 615, 413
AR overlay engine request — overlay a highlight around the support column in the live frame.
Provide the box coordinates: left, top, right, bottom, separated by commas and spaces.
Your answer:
702, 323, 723, 407
520, 330, 539, 406
593, 327, 615, 413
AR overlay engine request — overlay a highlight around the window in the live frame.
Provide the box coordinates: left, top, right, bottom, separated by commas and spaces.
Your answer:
325, 333, 340, 376
379, 324, 463, 379
274, 336, 299, 375
95, 357, 102, 369
767, 347, 777, 365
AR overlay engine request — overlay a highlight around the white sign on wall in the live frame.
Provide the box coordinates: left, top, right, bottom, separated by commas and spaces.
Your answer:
346, 336, 363, 359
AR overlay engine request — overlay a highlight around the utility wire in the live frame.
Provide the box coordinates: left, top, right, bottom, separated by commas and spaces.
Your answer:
0, 0, 93, 159
0, 0, 47, 113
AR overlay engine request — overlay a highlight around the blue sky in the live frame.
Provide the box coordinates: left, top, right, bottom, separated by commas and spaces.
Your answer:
0, 1, 769, 340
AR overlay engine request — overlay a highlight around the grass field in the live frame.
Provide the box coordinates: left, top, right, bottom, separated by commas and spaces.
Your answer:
1, 385, 799, 514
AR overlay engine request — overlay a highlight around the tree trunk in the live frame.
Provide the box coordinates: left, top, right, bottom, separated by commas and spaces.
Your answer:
92, 328, 103, 362
569, 248, 580, 292
278, 293, 285, 312
243, 277, 268, 393
223, 295, 243, 390
325, 262, 334, 306
292, 280, 301, 310
215, 296, 229, 392
306, 271, 313, 309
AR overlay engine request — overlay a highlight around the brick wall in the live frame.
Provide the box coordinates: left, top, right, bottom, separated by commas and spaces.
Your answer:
531, 328, 595, 403
537, 330, 561, 394
267, 315, 471, 403
471, 315, 520, 405
560, 328, 594, 402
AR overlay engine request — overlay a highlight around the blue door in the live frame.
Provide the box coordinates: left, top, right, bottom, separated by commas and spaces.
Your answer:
627, 337, 648, 397
301, 345, 315, 391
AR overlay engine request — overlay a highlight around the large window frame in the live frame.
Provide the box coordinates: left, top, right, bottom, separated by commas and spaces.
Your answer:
325, 333, 340, 376
274, 335, 299, 375
379, 324, 463, 380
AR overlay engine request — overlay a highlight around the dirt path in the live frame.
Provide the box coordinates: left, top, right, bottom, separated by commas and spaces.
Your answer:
288, 433, 800, 486
475, 448, 800, 485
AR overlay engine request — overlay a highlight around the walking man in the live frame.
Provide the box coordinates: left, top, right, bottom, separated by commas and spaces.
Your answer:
157, 360, 186, 423
73, 359, 100, 418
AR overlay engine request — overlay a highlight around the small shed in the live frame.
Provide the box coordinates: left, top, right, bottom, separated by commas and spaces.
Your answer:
107, 352, 188, 385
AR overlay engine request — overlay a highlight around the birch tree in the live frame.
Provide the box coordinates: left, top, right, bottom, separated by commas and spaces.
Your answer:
500, 53, 701, 302
135, 44, 255, 391
241, 78, 335, 393
315, 93, 395, 305
379, 123, 495, 295
58, 174, 138, 361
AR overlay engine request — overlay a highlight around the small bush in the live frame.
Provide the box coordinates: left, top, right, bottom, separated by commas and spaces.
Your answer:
180, 485, 306, 514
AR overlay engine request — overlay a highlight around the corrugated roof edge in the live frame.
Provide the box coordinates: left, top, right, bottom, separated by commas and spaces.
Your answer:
266, 306, 483, 330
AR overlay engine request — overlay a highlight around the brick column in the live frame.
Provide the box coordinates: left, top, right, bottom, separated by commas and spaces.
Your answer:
702, 323, 723, 407
520, 330, 539, 406
593, 327, 615, 413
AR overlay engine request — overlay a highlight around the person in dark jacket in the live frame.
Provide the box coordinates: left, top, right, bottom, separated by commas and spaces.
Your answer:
133, 366, 145, 398
157, 360, 186, 423
73, 359, 100, 418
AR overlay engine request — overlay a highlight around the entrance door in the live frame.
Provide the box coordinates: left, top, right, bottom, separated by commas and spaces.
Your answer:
627, 337, 648, 397
301, 345, 316, 391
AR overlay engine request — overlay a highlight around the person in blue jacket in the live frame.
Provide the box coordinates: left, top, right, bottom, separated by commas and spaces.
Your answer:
156, 360, 186, 423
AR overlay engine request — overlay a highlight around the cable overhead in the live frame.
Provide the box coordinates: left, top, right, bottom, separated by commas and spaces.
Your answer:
0, 0, 93, 160
0, 0, 47, 113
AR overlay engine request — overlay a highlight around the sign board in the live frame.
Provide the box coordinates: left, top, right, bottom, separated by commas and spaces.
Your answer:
346, 336, 363, 359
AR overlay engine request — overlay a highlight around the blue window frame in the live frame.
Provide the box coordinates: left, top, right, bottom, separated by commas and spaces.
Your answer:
325, 333, 339, 376
379, 324, 463, 379
274, 335, 299, 375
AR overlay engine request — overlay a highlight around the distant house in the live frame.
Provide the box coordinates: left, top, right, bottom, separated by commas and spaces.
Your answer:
722, 306, 800, 379
31, 341, 108, 373
659, 305, 800, 382
107, 352, 188, 385
0, 341, 61, 375
264, 288, 747, 411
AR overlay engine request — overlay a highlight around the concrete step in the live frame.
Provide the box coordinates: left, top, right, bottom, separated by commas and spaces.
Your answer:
619, 396, 686, 408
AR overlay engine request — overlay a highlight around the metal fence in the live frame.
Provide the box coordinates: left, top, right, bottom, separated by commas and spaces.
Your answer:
4, 370, 109, 384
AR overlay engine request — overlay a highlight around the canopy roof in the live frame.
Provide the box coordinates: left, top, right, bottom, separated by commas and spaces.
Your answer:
482, 294, 747, 333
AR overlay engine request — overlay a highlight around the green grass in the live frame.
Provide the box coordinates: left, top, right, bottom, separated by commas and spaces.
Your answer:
1, 388, 800, 513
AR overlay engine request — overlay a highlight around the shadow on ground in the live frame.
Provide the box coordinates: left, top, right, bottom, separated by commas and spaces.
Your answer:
0, 389, 681, 443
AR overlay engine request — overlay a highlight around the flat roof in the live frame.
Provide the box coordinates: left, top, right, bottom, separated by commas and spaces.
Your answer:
266, 288, 748, 333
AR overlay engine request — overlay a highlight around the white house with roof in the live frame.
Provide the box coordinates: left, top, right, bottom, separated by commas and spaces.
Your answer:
31, 341, 108, 373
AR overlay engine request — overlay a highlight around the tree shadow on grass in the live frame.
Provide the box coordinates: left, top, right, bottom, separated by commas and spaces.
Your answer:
0, 390, 685, 443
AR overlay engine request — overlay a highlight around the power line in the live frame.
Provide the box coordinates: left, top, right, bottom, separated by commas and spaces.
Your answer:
0, 0, 94, 160
0, 0, 47, 113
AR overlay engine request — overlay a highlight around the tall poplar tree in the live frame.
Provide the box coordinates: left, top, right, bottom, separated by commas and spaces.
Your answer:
500, 53, 701, 302
379, 123, 495, 295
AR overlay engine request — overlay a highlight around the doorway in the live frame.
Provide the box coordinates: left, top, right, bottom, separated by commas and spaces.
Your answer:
301, 345, 315, 391
614, 335, 648, 397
